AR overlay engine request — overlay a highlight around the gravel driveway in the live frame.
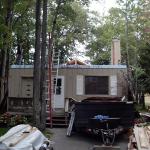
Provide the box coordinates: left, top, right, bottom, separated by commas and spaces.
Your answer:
49, 128, 128, 150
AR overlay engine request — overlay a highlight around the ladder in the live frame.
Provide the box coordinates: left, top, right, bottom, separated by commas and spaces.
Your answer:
52, 49, 60, 95
46, 48, 60, 128
67, 111, 75, 136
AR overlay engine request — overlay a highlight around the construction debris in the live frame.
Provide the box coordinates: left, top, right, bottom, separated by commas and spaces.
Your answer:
0, 124, 54, 150
92, 145, 120, 150
128, 124, 150, 150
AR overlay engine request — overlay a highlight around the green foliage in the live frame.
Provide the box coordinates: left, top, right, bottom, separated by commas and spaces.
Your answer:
0, 127, 9, 136
0, 112, 12, 125
86, 0, 150, 65
0, 0, 35, 65
0, 0, 94, 64
135, 104, 147, 112
138, 43, 150, 93
85, 0, 150, 104
0, 113, 29, 127
86, 7, 126, 64
43, 129, 53, 139
47, 0, 91, 62
11, 1, 35, 64
10, 115, 28, 126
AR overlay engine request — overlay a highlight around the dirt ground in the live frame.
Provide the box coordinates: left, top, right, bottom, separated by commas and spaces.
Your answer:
49, 128, 128, 150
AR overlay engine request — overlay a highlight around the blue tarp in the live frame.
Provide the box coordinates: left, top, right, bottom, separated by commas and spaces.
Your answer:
94, 115, 109, 121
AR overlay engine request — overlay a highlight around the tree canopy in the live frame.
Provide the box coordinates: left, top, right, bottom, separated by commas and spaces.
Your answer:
1, 0, 150, 120
84, 0, 150, 105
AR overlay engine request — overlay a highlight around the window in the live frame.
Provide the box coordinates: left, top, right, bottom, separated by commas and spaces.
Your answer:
54, 78, 62, 95
85, 76, 109, 95
76, 75, 84, 95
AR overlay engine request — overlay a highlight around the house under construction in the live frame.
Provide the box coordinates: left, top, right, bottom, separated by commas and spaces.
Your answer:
7, 39, 128, 127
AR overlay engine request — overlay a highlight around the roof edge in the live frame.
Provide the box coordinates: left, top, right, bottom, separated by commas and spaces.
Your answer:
11, 64, 127, 69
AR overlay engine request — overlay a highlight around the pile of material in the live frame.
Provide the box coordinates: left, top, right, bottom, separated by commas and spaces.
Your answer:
0, 124, 54, 150
128, 124, 150, 150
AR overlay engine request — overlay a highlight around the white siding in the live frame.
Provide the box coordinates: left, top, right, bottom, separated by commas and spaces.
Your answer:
76, 75, 84, 95
110, 75, 117, 95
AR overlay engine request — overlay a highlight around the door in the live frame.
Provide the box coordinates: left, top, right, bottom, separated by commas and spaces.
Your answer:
21, 77, 33, 98
54, 76, 64, 108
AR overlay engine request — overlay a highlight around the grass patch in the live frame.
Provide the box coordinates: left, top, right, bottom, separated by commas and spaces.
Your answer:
135, 104, 148, 112
43, 129, 53, 139
0, 128, 9, 137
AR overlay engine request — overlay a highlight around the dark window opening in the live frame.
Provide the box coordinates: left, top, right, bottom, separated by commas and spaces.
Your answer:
57, 78, 62, 86
54, 78, 62, 95
56, 86, 61, 95
85, 76, 109, 95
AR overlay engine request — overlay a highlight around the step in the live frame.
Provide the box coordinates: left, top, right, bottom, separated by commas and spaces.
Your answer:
46, 116, 68, 121
52, 120, 68, 124
46, 122, 68, 128
46, 123, 68, 128
52, 123, 68, 126
46, 114, 69, 122
52, 118, 67, 122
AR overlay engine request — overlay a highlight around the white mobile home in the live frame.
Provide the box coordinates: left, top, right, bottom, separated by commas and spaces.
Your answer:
8, 64, 127, 115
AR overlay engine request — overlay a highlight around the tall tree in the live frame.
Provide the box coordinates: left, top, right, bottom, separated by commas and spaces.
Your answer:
138, 43, 150, 107
48, 0, 90, 62
86, 7, 125, 64
12, 1, 35, 64
33, 0, 42, 128
0, 0, 13, 107
40, 0, 48, 130
86, 0, 150, 103
33, 0, 48, 130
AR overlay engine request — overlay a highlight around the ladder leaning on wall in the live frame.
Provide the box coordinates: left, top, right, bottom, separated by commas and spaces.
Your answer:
46, 46, 60, 128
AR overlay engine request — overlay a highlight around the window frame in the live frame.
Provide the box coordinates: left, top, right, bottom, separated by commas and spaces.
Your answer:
84, 76, 109, 95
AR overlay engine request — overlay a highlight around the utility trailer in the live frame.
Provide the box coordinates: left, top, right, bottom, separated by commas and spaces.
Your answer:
67, 98, 135, 146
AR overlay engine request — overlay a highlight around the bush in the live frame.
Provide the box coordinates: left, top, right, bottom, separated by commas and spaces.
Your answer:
10, 115, 28, 126
0, 113, 28, 127
0, 112, 12, 127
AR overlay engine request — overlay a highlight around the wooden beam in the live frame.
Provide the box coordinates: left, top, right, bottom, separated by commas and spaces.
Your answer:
92, 145, 120, 150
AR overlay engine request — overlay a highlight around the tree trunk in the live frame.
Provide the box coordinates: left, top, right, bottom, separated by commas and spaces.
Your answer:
40, 0, 48, 131
49, 0, 61, 52
33, 0, 42, 128
16, 35, 23, 64
139, 92, 145, 109
34, 0, 61, 129
0, 0, 13, 106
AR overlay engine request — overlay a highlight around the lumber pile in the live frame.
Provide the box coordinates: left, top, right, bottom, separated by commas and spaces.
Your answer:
128, 125, 150, 150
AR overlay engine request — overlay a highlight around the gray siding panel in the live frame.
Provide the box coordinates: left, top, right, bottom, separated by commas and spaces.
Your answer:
9, 68, 33, 97
58, 68, 127, 101
8, 67, 127, 101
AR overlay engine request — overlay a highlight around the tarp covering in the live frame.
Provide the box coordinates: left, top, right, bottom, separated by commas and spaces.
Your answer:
0, 124, 53, 150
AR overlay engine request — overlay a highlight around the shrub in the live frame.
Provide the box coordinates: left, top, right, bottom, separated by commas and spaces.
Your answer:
0, 112, 12, 126
10, 115, 28, 126
0, 113, 28, 127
